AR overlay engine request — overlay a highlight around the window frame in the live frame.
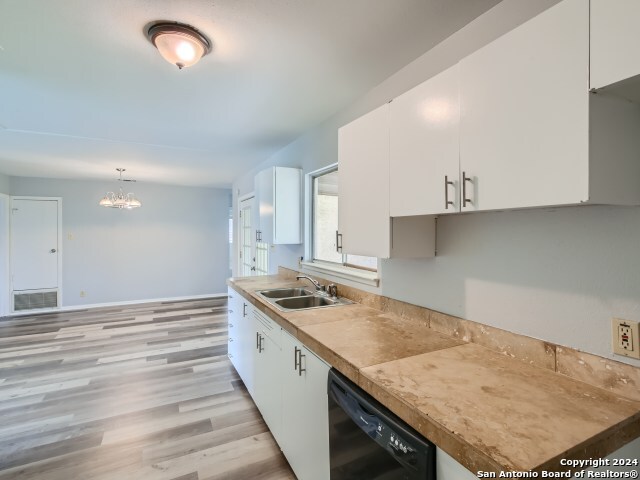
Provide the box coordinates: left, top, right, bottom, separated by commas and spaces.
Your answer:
303, 163, 380, 287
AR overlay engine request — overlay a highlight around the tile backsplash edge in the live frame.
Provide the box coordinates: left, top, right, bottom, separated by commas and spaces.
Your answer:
277, 266, 640, 401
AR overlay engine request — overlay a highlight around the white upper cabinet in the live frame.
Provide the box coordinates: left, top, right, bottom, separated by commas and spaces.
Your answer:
338, 105, 436, 259
255, 166, 302, 245
338, 104, 391, 258
590, 0, 640, 92
459, 0, 590, 212
390, 64, 460, 216
338, 0, 640, 238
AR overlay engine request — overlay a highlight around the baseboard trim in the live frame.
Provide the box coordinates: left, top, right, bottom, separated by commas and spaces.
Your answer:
7, 293, 227, 317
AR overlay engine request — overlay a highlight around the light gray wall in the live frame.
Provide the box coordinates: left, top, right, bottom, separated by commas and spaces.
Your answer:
232, 0, 640, 366
10, 176, 231, 307
0, 173, 9, 194
232, 0, 562, 279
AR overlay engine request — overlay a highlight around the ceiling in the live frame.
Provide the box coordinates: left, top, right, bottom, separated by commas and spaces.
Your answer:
0, 0, 500, 187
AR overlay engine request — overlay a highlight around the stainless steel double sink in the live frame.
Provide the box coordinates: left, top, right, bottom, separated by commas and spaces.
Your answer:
256, 287, 353, 312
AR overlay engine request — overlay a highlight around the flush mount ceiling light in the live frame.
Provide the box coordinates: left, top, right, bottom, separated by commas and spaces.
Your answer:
146, 21, 212, 69
99, 168, 142, 210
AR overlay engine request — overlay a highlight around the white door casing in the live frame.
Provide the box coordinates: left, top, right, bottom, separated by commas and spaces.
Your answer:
0, 194, 10, 316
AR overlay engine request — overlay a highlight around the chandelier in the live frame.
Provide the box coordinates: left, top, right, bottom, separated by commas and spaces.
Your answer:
98, 168, 142, 209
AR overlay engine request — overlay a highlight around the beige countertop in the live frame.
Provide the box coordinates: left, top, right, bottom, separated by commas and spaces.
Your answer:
228, 275, 640, 475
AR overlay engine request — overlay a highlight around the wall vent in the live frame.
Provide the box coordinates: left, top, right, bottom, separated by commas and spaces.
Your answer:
13, 291, 58, 311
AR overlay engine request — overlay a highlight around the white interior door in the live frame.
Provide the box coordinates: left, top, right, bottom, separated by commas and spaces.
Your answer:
239, 196, 256, 276
11, 198, 59, 291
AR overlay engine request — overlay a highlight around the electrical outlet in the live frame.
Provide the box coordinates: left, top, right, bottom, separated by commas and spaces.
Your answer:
80, 291, 86, 298
612, 318, 640, 359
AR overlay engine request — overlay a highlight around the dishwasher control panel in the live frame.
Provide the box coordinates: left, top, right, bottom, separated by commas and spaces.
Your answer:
373, 420, 419, 467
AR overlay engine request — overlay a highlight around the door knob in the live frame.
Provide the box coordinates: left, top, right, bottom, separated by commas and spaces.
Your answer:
50, 249, 57, 253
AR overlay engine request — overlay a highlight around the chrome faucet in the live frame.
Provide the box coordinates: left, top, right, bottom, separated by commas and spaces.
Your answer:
297, 275, 326, 293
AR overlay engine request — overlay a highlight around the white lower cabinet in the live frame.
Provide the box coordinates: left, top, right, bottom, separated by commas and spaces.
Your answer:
227, 288, 240, 363
253, 310, 283, 441
229, 296, 330, 480
436, 448, 478, 480
280, 330, 330, 480
227, 288, 255, 395
229, 293, 480, 479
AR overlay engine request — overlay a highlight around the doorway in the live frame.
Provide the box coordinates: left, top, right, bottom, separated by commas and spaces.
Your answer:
238, 194, 269, 277
239, 195, 256, 276
10, 197, 62, 311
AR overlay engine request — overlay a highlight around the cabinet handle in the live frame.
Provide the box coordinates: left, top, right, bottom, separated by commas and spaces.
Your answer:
255, 230, 259, 242
243, 303, 247, 317
335, 231, 343, 253
294, 347, 306, 376
258, 334, 264, 353
445, 175, 455, 210
298, 351, 306, 376
462, 171, 473, 208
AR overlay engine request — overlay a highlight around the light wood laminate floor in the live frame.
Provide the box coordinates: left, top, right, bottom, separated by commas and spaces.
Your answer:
0, 298, 295, 480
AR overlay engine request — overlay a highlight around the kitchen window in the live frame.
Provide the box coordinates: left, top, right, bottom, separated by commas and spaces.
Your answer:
303, 164, 379, 286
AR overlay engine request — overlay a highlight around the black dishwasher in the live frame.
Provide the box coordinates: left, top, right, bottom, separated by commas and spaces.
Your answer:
328, 369, 436, 480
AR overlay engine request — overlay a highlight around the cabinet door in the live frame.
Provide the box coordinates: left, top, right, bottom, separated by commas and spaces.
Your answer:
254, 167, 302, 245
227, 288, 241, 370
255, 168, 274, 245
253, 322, 282, 441
280, 331, 330, 480
459, 0, 589, 212
280, 332, 306, 476
390, 64, 460, 216
273, 167, 302, 244
591, 0, 640, 90
298, 345, 330, 480
338, 104, 390, 258
237, 299, 255, 395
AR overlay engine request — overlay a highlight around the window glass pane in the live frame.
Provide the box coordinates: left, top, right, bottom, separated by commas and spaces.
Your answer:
345, 254, 377, 271
311, 167, 377, 273
241, 205, 253, 276
255, 241, 269, 275
313, 170, 342, 264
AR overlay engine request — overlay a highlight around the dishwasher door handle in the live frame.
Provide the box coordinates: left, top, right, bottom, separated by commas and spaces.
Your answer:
329, 382, 380, 439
